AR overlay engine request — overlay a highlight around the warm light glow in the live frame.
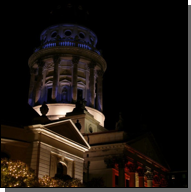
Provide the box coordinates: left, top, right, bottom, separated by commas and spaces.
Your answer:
33, 103, 105, 126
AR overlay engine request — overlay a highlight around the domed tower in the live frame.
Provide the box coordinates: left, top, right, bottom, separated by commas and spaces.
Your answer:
28, 23, 107, 132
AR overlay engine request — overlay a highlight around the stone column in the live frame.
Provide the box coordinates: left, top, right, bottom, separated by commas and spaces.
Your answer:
88, 62, 96, 108
115, 154, 128, 187
104, 155, 129, 187
28, 67, 36, 105
146, 171, 153, 187
72, 56, 80, 103
160, 175, 168, 187
96, 70, 104, 112
137, 167, 145, 187
35, 60, 44, 104
127, 162, 137, 187
52, 56, 60, 101
84, 160, 90, 183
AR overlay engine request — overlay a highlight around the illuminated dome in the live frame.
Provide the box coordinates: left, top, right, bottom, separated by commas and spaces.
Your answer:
28, 23, 107, 128
34, 23, 100, 55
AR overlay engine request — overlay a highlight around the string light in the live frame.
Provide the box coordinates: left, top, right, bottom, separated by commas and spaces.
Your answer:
1, 158, 82, 187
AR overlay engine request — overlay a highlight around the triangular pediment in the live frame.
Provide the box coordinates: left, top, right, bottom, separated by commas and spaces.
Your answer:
127, 132, 169, 169
44, 119, 90, 149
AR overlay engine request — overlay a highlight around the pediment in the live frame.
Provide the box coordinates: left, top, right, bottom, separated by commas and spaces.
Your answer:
44, 119, 90, 149
127, 133, 169, 168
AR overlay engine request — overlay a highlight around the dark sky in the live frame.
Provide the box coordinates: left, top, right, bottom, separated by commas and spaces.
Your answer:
2, 1, 187, 171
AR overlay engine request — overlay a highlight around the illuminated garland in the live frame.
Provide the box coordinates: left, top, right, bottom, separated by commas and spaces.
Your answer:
1, 158, 82, 187
1, 158, 38, 187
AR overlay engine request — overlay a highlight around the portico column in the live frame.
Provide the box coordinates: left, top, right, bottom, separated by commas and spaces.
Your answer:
96, 70, 104, 112
72, 56, 80, 103
88, 62, 96, 107
146, 171, 153, 187
35, 60, 44, 104
153, 174, 160, 187
118, 155, 127, 187
52, 56, 60, 101
137, 166, 145, 187
127, 162, 137, 187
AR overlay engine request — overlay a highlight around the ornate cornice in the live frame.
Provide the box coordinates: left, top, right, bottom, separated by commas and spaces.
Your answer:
28, 47, 107, 72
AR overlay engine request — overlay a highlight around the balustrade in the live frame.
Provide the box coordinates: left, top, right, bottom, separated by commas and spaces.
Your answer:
34, 40, 101, 55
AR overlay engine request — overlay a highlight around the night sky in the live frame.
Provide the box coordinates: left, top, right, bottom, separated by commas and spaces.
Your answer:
2, 1, 187, 171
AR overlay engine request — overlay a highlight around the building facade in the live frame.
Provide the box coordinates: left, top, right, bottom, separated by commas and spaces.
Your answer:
1, 23, 170, 187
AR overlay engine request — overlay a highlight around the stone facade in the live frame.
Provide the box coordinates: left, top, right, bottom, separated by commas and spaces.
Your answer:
1, 120, 90, 182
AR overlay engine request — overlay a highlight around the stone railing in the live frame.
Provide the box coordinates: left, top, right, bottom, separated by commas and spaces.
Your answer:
34, 40, 101, 55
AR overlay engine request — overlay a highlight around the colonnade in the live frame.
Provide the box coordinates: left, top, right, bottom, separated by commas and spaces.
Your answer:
29, 56, 104, 111
104, 155, 167, 187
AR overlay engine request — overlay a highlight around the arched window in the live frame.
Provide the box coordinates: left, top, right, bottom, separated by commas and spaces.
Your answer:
55, 162, 67, 178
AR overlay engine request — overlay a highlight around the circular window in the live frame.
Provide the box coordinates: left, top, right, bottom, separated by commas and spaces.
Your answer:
64, 30, 72, 36
79, 32, 85, 39
51, 31, 57, 38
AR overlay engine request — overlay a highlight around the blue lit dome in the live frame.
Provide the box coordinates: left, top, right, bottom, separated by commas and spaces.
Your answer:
34, 23, 99, 55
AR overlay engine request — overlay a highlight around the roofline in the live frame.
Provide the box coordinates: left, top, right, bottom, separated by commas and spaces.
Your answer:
28, 119, 91, 150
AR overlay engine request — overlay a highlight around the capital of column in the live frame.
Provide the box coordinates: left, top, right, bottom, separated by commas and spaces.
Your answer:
145, 171, 153, 180
153, 174, 160, 185
88, 61, 96, 69
104, 154, 129, 169
36, 59, 45, 68
137, 166, 146, 177
126, 161, 137, 172
72, 56, 80, 64
114, 154, 128, 168
104, 156, 115, 168
53, 55, 61, 64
